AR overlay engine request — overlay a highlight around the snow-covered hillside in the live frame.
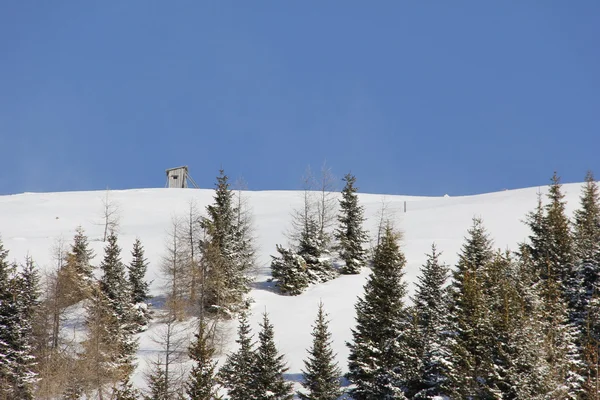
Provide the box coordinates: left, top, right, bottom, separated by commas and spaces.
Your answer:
0, 183, 587, 392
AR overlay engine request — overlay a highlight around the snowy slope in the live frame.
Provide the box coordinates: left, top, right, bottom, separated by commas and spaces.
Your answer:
0, 183, 587, 392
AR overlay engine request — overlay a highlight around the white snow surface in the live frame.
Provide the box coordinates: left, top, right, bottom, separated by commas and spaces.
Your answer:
0, 184, 587, 393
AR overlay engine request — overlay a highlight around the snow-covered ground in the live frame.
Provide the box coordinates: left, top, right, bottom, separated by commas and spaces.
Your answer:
0, 183, 587, 392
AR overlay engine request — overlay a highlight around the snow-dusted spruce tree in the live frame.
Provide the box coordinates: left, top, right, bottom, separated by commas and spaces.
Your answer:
270, 245, 310, 295
545, 173, 577, 311
448, 217, 495, 398
522, 177, 584, 398
571, 171, 600, 398
347, 225, 415, 400
482, 250, 544, 398
335, 173, 368, 275
201, 169, 255, 317
411, 244, 453, 399
128, 238, 152, 331
112, 379, 141, 400
145, 360, 169, 400
80, 284, 121, 398
298, 302, 342, 400
60, 226, 96, 304
97, 232, 138, 382
219, 312, 257, 400
573, 171, 600, 320
252, 312, 294, 400
0, 241, 38, 400
186, 322, 221, 400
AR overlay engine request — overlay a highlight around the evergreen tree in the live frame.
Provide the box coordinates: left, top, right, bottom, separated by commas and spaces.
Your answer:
253, 312, 294, 400
144, 361, 169, 400
96, 233, 139, 383
0, 240, 37, 400
448, 217, 495, 399
346, 225, 413, 400
113, 379, 142, 400
270, 245, 311, 295
186, 322, 221, 400
80, 285, 120, 398
60, 226, 96, 304
129, 238, 151, 305
573, 171, 600, 323
572, 172, 600, 399
298, 217, 336, 284
70, 226, 95, 281
298, 302, 342, 400
129, 238, 152, 330
537, 271, 583, 398
335, 173, 368, 274
411, 244, 453, 399
201, 169, 255, 316
522, 182, 585, 398
544, 173, 576, 306
219, 312, 257, 400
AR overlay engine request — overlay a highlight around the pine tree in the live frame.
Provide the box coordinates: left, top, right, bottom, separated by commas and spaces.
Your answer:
346, 225, 413, 400
252, 312, 294, 400
186, 321, 221, 400
70, 226, 95, 281
0, 240, 37, 400
144, 360, 169, 400
571, 171, 600, 399
219, 312, 257, 400
113, 379, 142, 400
298, 302, 342, 400
201, 169, 255, 316
96, 233, 139, 384
80, 285, 120, 398
522, 181, 585, 398
448, 217, 495, 399
335, 173, 368, 274
60, 226, 96, 304
545, 172, 576, 307
411, 244, 453, 399
270, 245, 311, 295
573, 171, 600, 323
129, 238, 151, 331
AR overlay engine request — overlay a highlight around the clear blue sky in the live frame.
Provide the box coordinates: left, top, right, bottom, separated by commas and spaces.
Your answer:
1, 2, 599, 196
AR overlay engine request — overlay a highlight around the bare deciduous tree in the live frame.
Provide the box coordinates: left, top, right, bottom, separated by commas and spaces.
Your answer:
144, 309, 191, 399
100, 188, 120, 242
315, 162, 338, 251
162, 216, 188, 319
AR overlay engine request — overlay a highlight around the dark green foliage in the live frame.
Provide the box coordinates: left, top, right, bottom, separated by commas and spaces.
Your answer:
298, 302, 342, 400
573, 171, 600, 325
0, 240, 37, 400
186, 322, 221, 400
347, 225, 411, 400
81, 285, 121, 392
253, 312, 294, 400
61, 226, 95, 304
99, 232, 130, 314
144, 361, 169, 400
70, 226, 95, 281
201, 169, 255, 316
98, 232, 139, 378
412, 244, 453, 399
448, 217, 495, 399
129, 238, 151, 305
219, 312, 257, 400
114, 380, 142, 400
271, 245, 310, 295
129, 239, 152, 331
335, 173, 368, 274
